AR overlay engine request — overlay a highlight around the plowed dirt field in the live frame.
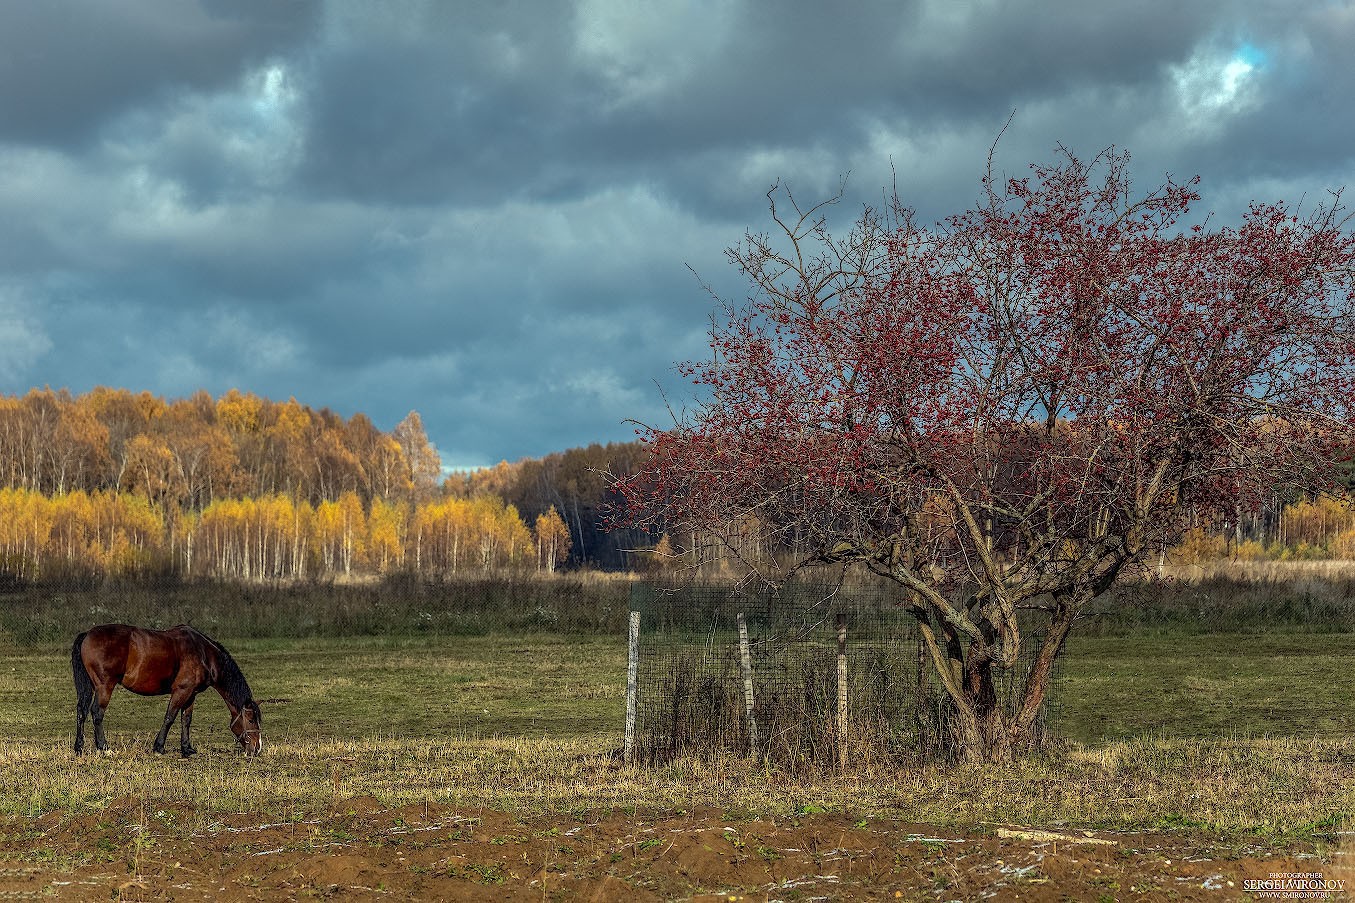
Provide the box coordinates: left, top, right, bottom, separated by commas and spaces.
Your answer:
1, 797, 1347, 901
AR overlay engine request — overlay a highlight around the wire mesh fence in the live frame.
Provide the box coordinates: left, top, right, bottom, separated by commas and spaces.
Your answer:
8, 572, 1355, 759
626, 579, 1056, 766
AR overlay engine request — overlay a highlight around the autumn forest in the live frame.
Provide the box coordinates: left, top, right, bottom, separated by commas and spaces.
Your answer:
0, 385, 1351, 585
0, 387, 654, 582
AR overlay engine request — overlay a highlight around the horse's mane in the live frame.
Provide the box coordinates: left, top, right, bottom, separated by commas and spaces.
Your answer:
184, 627, 255, 711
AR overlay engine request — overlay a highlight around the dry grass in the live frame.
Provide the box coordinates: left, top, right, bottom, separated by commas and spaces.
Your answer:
6, 611, 1353, 851
1159, 559, 1355, 582
2, 734, 1351, 847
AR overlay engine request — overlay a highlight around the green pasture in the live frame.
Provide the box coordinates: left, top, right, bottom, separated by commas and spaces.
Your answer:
1, 634, 627, 744
6, 631, 1351, 746
1057, 632, 1355, 741
1, 627, 1353, 844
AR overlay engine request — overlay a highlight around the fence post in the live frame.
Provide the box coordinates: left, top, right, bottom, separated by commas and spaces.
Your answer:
624, 609, 640, 764
915, 629, 929, 759
836, 611, 848, 767
736, 611, 759, 757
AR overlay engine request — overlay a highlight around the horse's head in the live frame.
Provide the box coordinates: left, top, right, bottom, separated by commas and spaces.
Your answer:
230, 700, 263, 756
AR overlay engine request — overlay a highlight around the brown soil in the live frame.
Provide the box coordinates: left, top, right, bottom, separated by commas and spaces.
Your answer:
0, 797, 1348, 901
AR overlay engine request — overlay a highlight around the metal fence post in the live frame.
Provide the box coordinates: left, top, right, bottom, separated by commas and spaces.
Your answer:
736, 611, 758, 757
836, 611, 848, 767
624, 609, 640, 764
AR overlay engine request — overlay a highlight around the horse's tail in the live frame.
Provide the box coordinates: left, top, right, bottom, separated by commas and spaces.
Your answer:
71, 632, 93, 714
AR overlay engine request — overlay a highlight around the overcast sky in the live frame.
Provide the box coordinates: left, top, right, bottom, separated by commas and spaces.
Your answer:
1, 1, 1352, 469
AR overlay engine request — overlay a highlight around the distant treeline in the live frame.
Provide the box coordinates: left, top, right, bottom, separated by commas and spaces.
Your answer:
0, 386, 444, 507
0, 387, 658, 582
446, 442, 656, 570
1175, 493, 1355, 563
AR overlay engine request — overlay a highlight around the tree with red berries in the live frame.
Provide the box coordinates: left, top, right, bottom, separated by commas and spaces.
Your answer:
616, 146, 1355, 763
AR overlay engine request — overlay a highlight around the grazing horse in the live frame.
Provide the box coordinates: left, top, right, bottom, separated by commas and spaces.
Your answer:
72, 624, 263, 757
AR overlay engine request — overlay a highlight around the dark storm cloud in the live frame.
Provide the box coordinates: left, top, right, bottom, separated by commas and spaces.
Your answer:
0, 0, 1352, 467
293, 3, 918, 208
1202, 6, 1355, 180
288, 1, 1224, 215
295, 4, 595, 206
0, 0, 319, 147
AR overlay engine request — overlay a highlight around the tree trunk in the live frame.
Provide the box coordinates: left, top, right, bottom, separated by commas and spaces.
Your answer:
1009, 595, 1079, 746
961, 647, 1012, 764
916, 598, 1082, 764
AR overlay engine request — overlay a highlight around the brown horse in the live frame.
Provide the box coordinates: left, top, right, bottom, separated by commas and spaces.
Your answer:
72, 624, 262, 757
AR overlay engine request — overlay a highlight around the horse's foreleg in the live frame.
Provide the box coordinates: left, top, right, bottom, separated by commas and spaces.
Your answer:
155, 688, 195, 756
179, 702, 196, 757
153, 702, 179, 754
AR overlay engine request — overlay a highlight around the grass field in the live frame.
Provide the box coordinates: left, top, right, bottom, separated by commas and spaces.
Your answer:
1056, 632, 1355, 740
11, 631, 1352, 746
3, 624, 1354, 899
2, 630, 1353, 845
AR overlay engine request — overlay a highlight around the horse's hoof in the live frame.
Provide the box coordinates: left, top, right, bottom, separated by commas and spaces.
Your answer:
153, 746, 165, 755
180, 748, 196, 758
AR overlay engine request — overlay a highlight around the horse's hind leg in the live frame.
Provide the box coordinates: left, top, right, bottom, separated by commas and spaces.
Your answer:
74, 685, 91, 754
90, 685, 113, 752
72, 636, 93, 755
73, 697, 89, 754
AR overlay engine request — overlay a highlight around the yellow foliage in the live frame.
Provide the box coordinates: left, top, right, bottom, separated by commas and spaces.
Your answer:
1167, 494, 1355, 563
533, 506, 572, 573
1280, 495, 1354, 548
0, 488, 167, 579
1331, 528, 1355, 559
215, 389, 264, 435
1169, 527, 1230, 565
411, 495, 533, 574
367, 498, 407, 573
636, 533, 684, 573
194, 494, 313, 579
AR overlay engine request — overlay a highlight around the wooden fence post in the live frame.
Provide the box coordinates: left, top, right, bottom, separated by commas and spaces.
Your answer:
836, 612, 848, 767
624, 610, 640, 764
736, 612, 759, 757
915, 628, 931, 760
